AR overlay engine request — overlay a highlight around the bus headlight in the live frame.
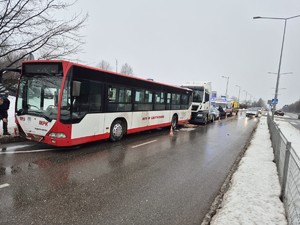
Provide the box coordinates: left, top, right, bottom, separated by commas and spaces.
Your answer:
49, 132, 66, 138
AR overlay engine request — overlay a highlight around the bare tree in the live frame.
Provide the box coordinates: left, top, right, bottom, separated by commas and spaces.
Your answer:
120, 63, 133, 75
0, 0, 88, 68
97, 60, 112, 71
0, 52, 26, 92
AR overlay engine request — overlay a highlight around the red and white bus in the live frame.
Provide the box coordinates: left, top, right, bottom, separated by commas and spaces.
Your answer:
15, 60, 192, 147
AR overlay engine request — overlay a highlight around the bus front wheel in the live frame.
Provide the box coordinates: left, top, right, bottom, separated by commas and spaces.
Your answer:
110, 120, 124, 142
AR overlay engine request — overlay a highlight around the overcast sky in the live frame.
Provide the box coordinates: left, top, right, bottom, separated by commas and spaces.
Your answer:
71, 0, 300, 108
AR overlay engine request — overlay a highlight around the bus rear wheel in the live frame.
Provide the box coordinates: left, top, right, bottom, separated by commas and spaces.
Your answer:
110, 120, 124, 142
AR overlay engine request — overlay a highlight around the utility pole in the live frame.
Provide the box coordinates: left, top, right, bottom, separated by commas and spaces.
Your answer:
115, 59, 118, 73
254, 14, 300, 120
221, 76, 230, 98
235, 85, 241, 102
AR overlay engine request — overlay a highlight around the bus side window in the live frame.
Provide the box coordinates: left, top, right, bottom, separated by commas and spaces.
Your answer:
89, 82, 103, 112
166, 93, 171, 110
107, 86, 132, 112
181, 94, 189, 109
154, 92, 165, 110
89, 94, 101, 112
171, 93, 181, 110
108, 87, 117, 102
134, 89, 153, 111
125, 89, 132, 102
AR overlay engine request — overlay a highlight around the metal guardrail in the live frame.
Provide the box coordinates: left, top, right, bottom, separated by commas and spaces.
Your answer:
267, 114, 300, 225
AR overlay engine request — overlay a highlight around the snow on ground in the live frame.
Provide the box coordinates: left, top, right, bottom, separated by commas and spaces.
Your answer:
275, 118, 300, 157
4, 95, 17, 135
210, 117, 287, 225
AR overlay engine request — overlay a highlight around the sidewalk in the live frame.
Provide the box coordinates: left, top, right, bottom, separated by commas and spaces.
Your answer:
206, 116, 287, 225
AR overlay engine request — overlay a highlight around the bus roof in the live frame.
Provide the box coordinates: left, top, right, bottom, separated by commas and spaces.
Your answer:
23, 59, 192, 93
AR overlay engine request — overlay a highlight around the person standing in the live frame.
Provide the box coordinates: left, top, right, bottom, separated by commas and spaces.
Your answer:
0, 95, 11, 135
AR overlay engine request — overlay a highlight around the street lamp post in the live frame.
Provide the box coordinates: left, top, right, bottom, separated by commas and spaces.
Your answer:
115, 59, 118, 73
254, 15, 300, 120
235, 85, 241, 102
221, 75, 229, 98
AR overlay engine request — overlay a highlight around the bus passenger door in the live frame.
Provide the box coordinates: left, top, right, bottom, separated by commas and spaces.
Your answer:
71, 80, 106, 138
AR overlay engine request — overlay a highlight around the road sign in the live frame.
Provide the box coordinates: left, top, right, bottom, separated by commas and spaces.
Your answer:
272, 98, 278, 104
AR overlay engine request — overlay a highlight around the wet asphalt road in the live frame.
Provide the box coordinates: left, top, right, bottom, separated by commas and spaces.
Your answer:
0, 114, 259, 225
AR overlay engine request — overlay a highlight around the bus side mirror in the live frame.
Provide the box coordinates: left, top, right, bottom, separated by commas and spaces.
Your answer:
72, 81, 81, 97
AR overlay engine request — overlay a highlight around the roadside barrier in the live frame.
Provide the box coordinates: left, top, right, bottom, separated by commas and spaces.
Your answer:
267, 114, 300, 225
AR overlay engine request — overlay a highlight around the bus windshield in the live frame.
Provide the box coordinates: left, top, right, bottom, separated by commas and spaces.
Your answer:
16, 74, 63, 121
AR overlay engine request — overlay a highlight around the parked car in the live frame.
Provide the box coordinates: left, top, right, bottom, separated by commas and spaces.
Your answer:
210, 106, 220, 121
246, 108, 259, 117
255, 107, 262, 114
224, 105, 233, 117
274, 110, 284, 116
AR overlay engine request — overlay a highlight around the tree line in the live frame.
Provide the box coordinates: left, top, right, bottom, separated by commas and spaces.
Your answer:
284, 99, 300, 113
239, 98, 267, 109
97, 60, 134, 76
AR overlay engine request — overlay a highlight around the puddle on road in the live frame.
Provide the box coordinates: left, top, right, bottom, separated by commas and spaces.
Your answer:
180, 128, 196, 132
0, 162, 39, 176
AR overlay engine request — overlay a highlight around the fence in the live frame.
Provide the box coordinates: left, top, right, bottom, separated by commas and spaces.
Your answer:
267, 114, 300, 225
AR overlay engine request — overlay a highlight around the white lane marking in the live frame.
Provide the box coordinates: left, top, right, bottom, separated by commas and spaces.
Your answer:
290, 122, 298, 126
131, 140, 157, 149
0, 183, 10, 189
1, 145, 33, 151
0, 149, 56, 154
